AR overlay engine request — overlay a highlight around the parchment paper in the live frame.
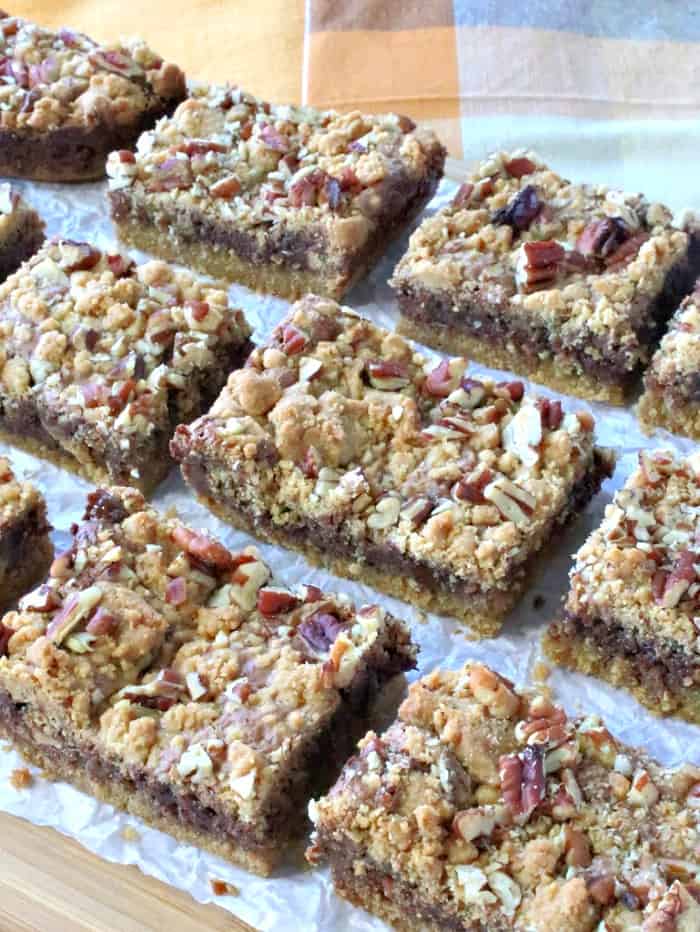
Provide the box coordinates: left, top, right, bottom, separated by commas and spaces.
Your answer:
0, 169, 697, 932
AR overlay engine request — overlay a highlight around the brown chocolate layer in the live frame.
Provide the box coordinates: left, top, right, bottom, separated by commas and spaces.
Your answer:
0, 100, 183, 183
395, 237, 700, 387
560, 612, 697, 697
0, 221, 44, 282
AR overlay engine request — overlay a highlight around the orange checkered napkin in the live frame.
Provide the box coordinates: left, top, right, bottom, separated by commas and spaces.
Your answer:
305, 1, 700, 163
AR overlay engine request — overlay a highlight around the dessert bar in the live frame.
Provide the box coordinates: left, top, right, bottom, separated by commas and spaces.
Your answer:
172, 295, 613, 636
544, 448, 700, 723
0, 486, 416, 875
638, 282, 700, 440
107, 83, 445, 300
391, 151, 700, 404
308, 662, 700, 931
0, 184, 44, 280
0, 12, 185, 181
0, 238, 252, 493
0, 456, 52, 612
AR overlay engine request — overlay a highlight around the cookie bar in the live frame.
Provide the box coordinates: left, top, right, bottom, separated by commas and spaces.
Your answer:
172, 295, 613, 636
0, 486, 416, 875
544, 449, 700, 723
391, 151, 700, 404
638, 282, 700, 440
0, 12, 186, 181
0, 238, 252, 494
0, 456, 52, 612
307, 662, 700, 932
107, 83, 445, 300
0, 184, 44, 280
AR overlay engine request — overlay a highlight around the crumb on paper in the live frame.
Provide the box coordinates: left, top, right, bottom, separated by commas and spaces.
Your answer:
121, 825, 141, 843
209, 878, 240, 897
415, 609, 428, 625
532, 594, 546, 610
1, 742, 13, 753
532, 660, 551, 684
10, 767, 32, 790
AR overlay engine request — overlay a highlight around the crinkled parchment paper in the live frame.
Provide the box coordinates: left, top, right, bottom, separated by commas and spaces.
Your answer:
0, 172, 697, 932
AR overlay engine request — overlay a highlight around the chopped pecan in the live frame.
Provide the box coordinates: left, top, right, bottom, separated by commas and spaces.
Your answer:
576, 217, 630, 258
280, 324, 307, 355
656, 550, 696, 607
504, 156, 537, 178
165, 576, 188, 606
366, 359, 410, 390
257, 587, 300, 616
493, 185, 542, 232
298, 612, 345, 652
454, 466, 493, 503
172, 526, 233, 572
515, 240, 564, 290
147, 157, 192, 192
605, 231, 649, 268
0, 621, 12, 657
452, 183, 474, 208
107, 253, 134, 278
499, 745, 545, 820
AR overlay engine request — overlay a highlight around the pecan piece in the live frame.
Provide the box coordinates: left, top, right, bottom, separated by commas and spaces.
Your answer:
257, 587, 300, 616
280, 324, 307, 355
298, 612, 345, 653
504, 156, 537, 178
499, 746, 545, 820
657, 550, 697, 608
605, 231, 649, 268
492, 185, 541, 232
576, 217, 629, 259
172, 526, 233, 572
366, 360, 410, 391
147, 157, 192, 192
515, 240, 565, 290
0, 621, 12, 657
452, 183, 474, 208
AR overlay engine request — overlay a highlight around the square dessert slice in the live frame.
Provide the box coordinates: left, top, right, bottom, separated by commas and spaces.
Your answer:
171, 295, 613, 636
544, 449, 700, 723
0, 486, 416, 875
107, 83, 445, 300
0, 184, 45, 280
0, 12, 185, 181
0, 456, 52, 612
638, 282, 700, 440
391, 151, 700, 404
308, 662, 700, 932
0, 238, 252, 494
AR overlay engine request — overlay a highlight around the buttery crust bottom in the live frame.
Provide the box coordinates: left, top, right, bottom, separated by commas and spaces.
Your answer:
542, 622, 700, 725
0, 532, 53, 614
397, 316, 627, 406
7, 732, 278, 876
637, 388, 700, 441
0, 428, 169, 498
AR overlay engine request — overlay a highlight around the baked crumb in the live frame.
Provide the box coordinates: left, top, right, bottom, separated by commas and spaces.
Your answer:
209, 878, 239, 897
120, 825, 141, 843
9, 767, 32, 789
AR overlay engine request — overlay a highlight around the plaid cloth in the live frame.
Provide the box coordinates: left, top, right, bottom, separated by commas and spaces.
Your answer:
18, 0, 700, 203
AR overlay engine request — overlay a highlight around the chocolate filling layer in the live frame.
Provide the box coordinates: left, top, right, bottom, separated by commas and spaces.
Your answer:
320, 834, 476, 931
0, 99, 183, 182
395, 237, 700, 386
560, 612, 698, 696
0, 505, 50, 577
0, 623, 413, 853
175, 443, 610, 605
109, 152, 445, 279
0, 222, 44, 282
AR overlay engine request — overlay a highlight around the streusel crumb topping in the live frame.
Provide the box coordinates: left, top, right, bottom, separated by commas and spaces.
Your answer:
644, 283, 700, 385
567, 449, 700, 648
309, 663, 700, 931
174, 294, 607, 590
0, 455, 45, 527
0, 13, 185, 133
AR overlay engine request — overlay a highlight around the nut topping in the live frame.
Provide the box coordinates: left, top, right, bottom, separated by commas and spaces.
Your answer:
492, 185, 541, 232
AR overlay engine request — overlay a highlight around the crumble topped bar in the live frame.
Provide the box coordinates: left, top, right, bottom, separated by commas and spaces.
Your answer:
0, 238, 252, 493
544, 449, 700, 723
0, 12, 186, 181
0, 455, 52, 612
638, 282, 700, 440
0, 486, 416, 875
308, 663, 700, 932
391, 150, 698, 404
107, 82, 445, 299
0, 183, 44, 280
172, 294, 612, 635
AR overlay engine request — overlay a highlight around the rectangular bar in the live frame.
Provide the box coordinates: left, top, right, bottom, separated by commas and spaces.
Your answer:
0, 238, 252, 494
638, 282, 700, 440
172, 295, 613, 636
107, 83, 445, 300
0, 486, 416, 875
391, 150, 700, 404
0, 12, 186, 182
544, 448, 700, 723
0, 456, 52, 612
308, 662, 700, 931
